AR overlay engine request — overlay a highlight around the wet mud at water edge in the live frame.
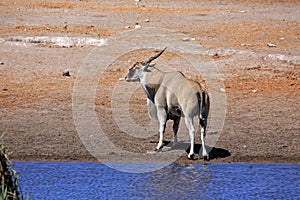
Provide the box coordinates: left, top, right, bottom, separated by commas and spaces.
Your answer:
0, 0, 299, 164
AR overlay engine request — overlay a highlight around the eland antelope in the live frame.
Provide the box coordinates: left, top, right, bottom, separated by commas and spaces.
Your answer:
119, 48, 210, 160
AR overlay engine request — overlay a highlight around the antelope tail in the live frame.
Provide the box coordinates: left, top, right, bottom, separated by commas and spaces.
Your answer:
198, 91, 210, 127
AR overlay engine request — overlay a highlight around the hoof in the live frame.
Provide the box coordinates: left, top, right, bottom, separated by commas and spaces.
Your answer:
188, 154, 195, 160
155, 147, 162, 152
199, 154, 210, 161
203, 155, 210, 161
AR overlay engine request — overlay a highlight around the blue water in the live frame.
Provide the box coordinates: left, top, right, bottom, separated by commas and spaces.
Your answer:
14, 162, 299, 200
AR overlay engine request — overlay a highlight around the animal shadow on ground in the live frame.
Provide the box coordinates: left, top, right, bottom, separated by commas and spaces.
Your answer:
155, 141, 231, 160
187, 144, 231, 160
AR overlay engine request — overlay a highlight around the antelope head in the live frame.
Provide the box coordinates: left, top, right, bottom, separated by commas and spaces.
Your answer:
119, 47, 166, 82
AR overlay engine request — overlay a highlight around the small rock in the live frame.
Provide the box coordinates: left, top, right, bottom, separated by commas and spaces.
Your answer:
125, 25, 131, 29
146, 151, 157, 154
62, 70, 71, 77
144, 19, 150, 23
110, 68, 120, 72
182, 37, 196, 42
182, 37, 190, 41
135, 23, 142, 29
0, 61, 4, 65
267, 43, 276, 47
219, 88, 226, 93
252, 89, 257, 93
3, 88, 8, 91
241, 43, 252, 47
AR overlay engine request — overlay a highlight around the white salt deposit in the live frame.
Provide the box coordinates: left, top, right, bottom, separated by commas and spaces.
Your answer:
264, 54, 300, 65
1, 36, 107, 48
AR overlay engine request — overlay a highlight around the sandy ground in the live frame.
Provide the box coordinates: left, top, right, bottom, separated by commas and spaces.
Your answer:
0, 0, 299, 164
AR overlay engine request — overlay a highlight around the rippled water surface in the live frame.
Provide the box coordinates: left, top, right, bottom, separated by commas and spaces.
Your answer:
14, 162, 299, 200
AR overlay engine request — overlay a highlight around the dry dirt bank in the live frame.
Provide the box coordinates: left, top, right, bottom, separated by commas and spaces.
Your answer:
0, 0, 299, 164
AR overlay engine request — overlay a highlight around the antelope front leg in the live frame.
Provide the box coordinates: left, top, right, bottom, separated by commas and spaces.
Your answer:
156, 107, 167, 150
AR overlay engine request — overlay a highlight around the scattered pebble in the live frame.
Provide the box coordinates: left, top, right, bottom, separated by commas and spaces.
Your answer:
62, 70, 71, 77
0, 61, 4, 65
182, 37, 195, 42
144, 19, 150, 23
206, 48, 237, 57
252, 89, 257, 93
219, 88, 226, 93
110, 68, 121, 72
241, 43, 252, 47
125, 25, 131, 29
135, 23, 142, 29
146, 151, 157, 154
267, 43, 276, 47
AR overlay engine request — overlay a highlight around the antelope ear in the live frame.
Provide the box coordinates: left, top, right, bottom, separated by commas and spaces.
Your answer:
143, 63, 155, 71
142, 63, 150, 71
